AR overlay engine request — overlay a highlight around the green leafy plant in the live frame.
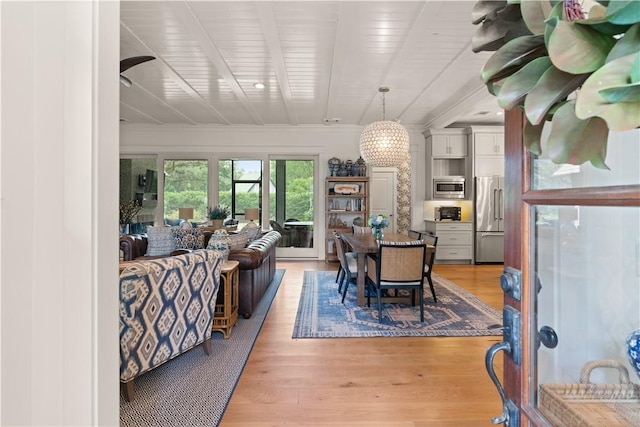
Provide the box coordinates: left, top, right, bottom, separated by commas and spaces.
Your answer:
207, 205, 230, 220
472, 0, 640, 168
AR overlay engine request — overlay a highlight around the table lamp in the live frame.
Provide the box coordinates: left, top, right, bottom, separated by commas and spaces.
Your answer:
244, 208, 259, 230
178, 207, 194, 229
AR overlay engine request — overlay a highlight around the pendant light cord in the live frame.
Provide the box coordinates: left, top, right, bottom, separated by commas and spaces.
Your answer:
381, 91, 386, 121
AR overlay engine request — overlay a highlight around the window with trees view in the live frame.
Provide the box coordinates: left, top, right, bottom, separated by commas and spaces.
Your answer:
219, 160, 262, 219
163, 159, 208, 222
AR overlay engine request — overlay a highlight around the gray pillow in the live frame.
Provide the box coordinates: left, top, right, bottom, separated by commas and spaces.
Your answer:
227, 232, 250, 250
145, 226, 176, 256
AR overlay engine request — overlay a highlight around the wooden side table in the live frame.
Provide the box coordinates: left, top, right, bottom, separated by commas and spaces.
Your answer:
212, 260, 239, 338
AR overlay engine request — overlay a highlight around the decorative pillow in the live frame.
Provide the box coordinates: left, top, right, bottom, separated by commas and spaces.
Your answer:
173, 228, 205, 250
145, 226, 176, 256
243, 223, 262, 241
226, 232, 250, 251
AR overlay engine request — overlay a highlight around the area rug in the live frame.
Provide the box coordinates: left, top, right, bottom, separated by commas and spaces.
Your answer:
293, 270, 502, 338
119, 269, 285, 427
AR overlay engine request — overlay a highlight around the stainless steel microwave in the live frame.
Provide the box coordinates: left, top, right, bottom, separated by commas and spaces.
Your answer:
433, 177, 465, 199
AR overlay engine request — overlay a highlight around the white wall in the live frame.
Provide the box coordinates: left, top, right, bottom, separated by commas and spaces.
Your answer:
120, 124, 428, 252
1, 2, 119, 425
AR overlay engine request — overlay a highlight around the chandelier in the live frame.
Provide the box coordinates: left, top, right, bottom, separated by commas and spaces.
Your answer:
359, 87, 409, 167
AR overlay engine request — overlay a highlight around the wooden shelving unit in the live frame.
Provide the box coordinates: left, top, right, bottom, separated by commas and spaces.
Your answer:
325, 176, 369, 261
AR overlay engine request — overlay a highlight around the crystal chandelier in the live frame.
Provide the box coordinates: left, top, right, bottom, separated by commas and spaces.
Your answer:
359, 87, 409, 167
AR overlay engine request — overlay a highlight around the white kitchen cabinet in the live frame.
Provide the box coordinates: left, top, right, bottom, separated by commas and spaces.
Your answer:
467, 127, 505, 177
424, 129, 471, 200
474, 132, 504, 156
430, 133, 468, 158
424, 220, 473, 264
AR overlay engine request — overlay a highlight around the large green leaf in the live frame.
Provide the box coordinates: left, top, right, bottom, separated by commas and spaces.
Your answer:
606, 23, 640, 62
520, 0, 552, 35
599, 81, 640, 103
523, 119, 545, 155
481, 35, 546, 83
575, 53, 640, 130
472, 16, 511, 52
524, 66, 589, 124
571, 3, 631, 35
497, 56, 552, 109
632, 52, 640, 82
548, 20, 616, 73
546, 101, 610, 168
605, 0, 640, 25
472, 0, 508, 25
543, 3, 562, 44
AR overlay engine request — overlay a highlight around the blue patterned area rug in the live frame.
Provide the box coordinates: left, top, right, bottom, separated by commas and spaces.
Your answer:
120, 269, 285, 427
293, 270, 502, 338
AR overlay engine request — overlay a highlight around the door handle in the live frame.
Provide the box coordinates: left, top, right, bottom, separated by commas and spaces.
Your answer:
485, 305, 521, 425
499, 189, 504, 220
493, 189, 498, 221
538, 325, 558, 349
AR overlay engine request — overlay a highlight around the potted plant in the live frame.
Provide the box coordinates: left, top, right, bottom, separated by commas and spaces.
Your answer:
119, 200, 142, 235
207, 205, 230, 229
471, 0, 640, 168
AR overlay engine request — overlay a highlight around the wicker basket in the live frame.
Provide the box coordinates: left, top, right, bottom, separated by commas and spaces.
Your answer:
539, 359, 640, 426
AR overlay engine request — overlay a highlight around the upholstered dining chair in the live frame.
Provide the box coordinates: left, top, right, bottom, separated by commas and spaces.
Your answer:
333, 231, 345, 285
333, 231, 359, 303
408, 229, 422, 240
365, 240, 427, 323
421, 232, 439, 302
352, 224, 372, 234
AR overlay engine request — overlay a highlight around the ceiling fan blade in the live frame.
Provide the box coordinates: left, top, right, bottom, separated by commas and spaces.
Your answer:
120, 75, 132, 87
120, 55, 155, 73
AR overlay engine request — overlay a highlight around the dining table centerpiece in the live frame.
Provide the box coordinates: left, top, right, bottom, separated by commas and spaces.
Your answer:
368, 213, 390, 240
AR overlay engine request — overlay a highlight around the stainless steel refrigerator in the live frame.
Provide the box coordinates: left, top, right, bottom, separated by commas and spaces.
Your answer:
474, 176, 504, 263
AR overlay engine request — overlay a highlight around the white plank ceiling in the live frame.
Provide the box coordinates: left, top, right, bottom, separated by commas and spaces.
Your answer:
120, 1, 504, 128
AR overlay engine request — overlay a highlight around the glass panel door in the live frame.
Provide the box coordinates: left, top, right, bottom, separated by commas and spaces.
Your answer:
525, 127, 640, 425
532, 205, 640, 425
270, 158, 317, 258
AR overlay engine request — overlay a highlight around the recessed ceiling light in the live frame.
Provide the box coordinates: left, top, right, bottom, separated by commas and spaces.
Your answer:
496, 111, 504, 116
253, 82, 266, 89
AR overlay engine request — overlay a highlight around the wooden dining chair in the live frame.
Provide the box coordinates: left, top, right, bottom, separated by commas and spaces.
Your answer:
365, 241, 427, 323
421, 232, 439, 302
352, 224, 372, 234
407, 229, 422, 240
333, 231, 359, 302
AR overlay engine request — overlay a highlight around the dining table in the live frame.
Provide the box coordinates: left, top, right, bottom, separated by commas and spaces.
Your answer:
339, 232, 436, 306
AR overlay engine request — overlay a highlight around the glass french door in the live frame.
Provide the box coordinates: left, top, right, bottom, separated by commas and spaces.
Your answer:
494, 110, 640, 426
269, 156, 318, 258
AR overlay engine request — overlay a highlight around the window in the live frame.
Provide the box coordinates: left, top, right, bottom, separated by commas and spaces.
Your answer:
119, 158, 158, 229
219, 159, 262, 225
163, 159, 209, 223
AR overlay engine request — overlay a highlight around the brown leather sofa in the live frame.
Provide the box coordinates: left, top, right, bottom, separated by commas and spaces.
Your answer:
120, 230, 281, 318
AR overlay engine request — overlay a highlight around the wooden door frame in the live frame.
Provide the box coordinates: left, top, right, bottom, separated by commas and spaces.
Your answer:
504, 109, 640, 425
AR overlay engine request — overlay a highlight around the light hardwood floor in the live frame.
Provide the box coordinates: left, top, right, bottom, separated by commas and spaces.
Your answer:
221, 261, 505, 427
